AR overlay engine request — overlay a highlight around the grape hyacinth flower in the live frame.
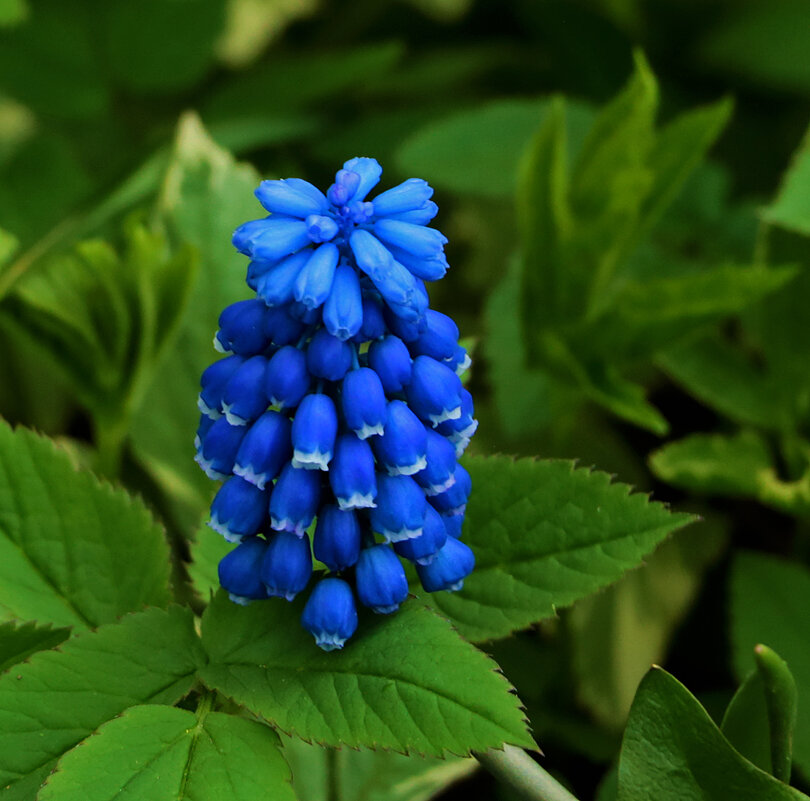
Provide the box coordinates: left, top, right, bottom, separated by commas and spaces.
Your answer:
196, 157, 477, 650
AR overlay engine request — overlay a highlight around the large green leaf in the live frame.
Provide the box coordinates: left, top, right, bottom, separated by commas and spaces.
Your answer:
617, 668, 808, 800
762, 123, 810, 236
130, 113, 258, 523
282, 735, 477, 801
0, 606, 204, 798
730, 552, 810, 770
413, 455, 694, 643
0, 621, 70, 674
199, 591, 535, 756
39, 704, 295, 801
569, 521, 726, 728
188, 522, 230, 601
0, 422, 171, 628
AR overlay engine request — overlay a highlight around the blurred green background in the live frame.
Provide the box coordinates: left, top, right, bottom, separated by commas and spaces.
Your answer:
3, 0, 810, 798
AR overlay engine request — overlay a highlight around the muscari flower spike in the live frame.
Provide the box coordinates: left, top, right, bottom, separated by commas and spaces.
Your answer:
196, 157, 477, 651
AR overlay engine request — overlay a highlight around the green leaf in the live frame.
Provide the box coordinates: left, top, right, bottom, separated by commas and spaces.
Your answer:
39, 704, 295, 801
0, 422, 171, 628
282, 736, 477, 801
730, 552, 810, 771
617, 668, 808, 800
0, 606, 204, 797
723, 645, 798, 783
397, 98, 594, 198
412, 455, 694, 643
188, 522, 231, 601
130, 113, 259, 524
762, 123, 810, 236
101, 0, 226, 93
649, 431, 772, 497
569, 521, 726, 728
0, 621, 70, 674
199, 590, 534, 756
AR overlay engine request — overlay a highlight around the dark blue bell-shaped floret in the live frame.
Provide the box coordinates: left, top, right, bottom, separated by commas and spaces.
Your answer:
355, 545, 409, 614
209, 476, 267, 542
329, 433, 377, 510
368, 336, 411, 394
341, 368, 386, 440
414, 428, 457, 496
430, 463, 471, 515
265, 346, 310, 409
313, 504, 362, 572
323, 263, 363, 341
409, 310, 458, 362
269, 462, 321, 536
255, 178, 327, 217
218, 536, 268, 604
306, 328, 353, 382
371, 177, 433, 217
354, 295, 385, 342
198, 355, 245, 418
372, 400, 427, 476
437, 388, 478, 456
235, 217, 311, 262
416, 536, 475, 592
406, 355, 463, 427
446, 343, 471, 375
291, 393, 338, 471
194, 413, 215, 450
289, 301, 321, 325
369, 474, 426, 543
383, 269, 429, 324
261, 531, 313, 601
441, 510, 465, 539
232, 218, 269, 256
216, 298, 270, 355
264, 305, 306, 347
222, 355, 269, 426
252, 250, 309, 306
304, 213, 340, 243
382, 302, 427, 342
294, 243, 339, 310
301, 577, 358, 651
232, 410, 292, 489
394, 504, 448, 565
195, 416, 247, 480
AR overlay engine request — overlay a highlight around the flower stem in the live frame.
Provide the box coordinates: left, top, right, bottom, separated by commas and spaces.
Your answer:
474, 746, 581, 801
93, 411, 130, 480
326, 746, 340, 801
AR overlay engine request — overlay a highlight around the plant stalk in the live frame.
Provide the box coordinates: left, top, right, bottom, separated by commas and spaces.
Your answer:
474, 746, 581, 801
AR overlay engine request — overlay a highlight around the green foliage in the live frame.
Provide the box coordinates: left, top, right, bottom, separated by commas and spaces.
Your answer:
616, 668, 808, 800
39, 704, 295, 801
0, 606, 204, 797
730, 553, 810, 770
414, 455, 694, 643
0, 622, 70, 674
199, 590, 534, 756
0, 422, 171, 628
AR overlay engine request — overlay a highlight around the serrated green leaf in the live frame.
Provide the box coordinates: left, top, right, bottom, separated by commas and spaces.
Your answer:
39, 704, 295, 801
130, 113, 258, 525
0, 606, 204, 797
282, 735, 477, 801
397, 98, 594, 198
412, 455, 694, 643
617, 668, 808, 800
570, 521, 725, 729
0, 621, 70, 674
199, 590, 534, 756
188, 523, 231, 601
0, 422, 171, 628
730, 552, 810, 771
762, 123, 810, 236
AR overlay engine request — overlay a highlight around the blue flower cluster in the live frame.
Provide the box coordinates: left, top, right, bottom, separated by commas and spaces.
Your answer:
195, 157, 477, 651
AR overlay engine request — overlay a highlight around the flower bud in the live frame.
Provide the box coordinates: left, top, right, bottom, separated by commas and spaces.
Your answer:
306, 328, 353, 382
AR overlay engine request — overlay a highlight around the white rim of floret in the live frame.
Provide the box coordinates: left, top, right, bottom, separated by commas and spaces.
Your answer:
372, 603, 401, 614
453, 437, 471, 459
384, 455, 428, 477
454, 353, 472, 375
270, 516, 309, 537
194, 452, 228, 482
266, 585, 300, 602
292, 448, 332, 471
213, 333, 230, 354
416, 553, 437, 566
381, 525, 423, 543
428, 405, 462, 427
232, 463, 270, 490
314, 632, 347, 651
222, 403, 249, 426
354, 422, 385, 440
423, 473, 456, 497
450, 419, 479, 441
227, 593, 255, 605
440, 502, 467, 517
197, 394, 222, 419
208, 516, 244, 543
446, 579, 465, 593
336, 492, 377, 511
